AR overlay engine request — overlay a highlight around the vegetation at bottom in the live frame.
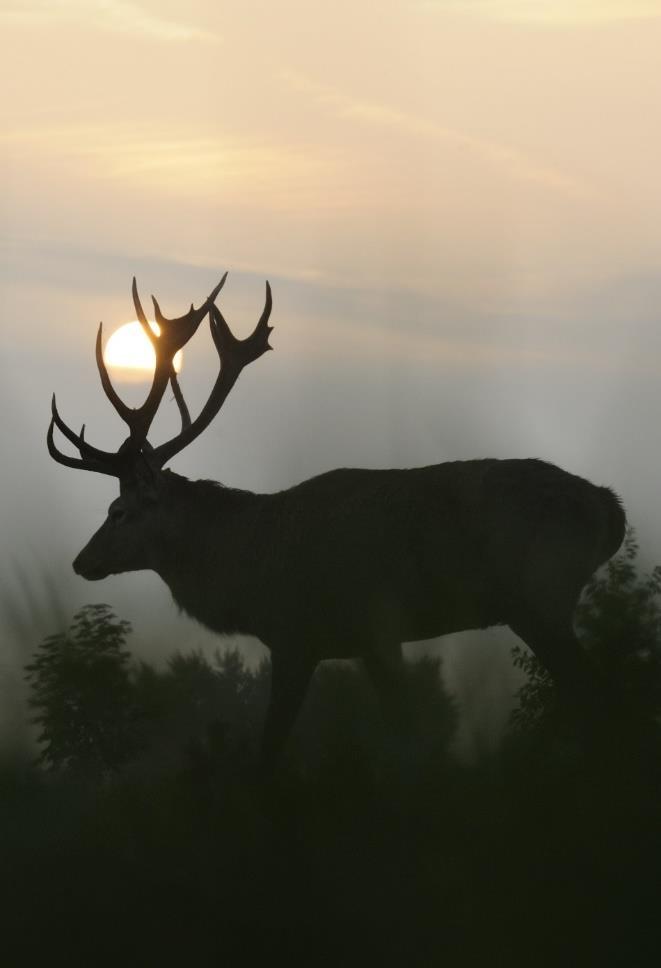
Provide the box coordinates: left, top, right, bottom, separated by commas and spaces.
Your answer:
1, 529, 660, 967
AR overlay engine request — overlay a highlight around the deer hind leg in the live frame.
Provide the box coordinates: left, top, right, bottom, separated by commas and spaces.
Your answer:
509, 610, 619, 749
507, 555, 594, 690
509, 611, 595, 699
260, 652, 317, 770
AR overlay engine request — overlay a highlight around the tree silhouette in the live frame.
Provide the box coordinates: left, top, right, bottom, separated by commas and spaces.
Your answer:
131, 648, 271, 772
25, 604, 135, 773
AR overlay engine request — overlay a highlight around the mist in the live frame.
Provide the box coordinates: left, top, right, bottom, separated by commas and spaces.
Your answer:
3, 235, 661, 755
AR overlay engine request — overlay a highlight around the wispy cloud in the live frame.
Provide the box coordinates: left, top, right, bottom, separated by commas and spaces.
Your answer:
424, 0, 661, 26
0, 0, 218, 43
0, 123, 341, 211
281, 71, 588, 197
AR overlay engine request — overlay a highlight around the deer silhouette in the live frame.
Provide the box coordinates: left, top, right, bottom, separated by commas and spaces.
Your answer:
48, 275, 626, 766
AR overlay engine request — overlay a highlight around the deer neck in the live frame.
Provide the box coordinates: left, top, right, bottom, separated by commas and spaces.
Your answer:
150, 475, 267, 636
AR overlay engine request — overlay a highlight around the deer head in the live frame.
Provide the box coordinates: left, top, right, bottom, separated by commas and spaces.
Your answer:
48, 275, 274, 579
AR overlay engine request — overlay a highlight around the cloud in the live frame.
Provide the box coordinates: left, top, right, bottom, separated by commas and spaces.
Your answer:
0, 0, 218, 43
280, 71, 588, 197
424, 0, 661, 26
1, 123, 340, 214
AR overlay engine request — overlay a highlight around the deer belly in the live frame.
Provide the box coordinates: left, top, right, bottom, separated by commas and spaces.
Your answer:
278, 572, 500, 657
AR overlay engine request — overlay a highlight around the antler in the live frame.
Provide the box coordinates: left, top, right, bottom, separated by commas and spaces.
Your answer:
47, 395, 128, 477
48, 274, 227, 477
48, 274, 274, 478
116, 273, 227, 445
151, 280, 273, 467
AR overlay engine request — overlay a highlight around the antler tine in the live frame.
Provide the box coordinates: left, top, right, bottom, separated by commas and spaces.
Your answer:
95, 323, 133, 423
151, 280, 274, 468
256, 279, 273, 334
48, 396, 123, 477
51, 395, 116, 463
169, 372, 192, 431
132, 276, 158, 347
78, 425, 101, 463
210, 281, 273, 365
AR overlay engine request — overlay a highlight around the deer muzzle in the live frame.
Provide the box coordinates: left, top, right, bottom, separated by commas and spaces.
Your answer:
73, 548, 109, 581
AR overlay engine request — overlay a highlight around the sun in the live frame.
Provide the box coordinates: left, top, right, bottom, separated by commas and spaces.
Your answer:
104, 320, 183, 376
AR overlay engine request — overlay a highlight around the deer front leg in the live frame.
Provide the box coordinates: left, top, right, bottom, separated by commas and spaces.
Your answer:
362, 641, 411, 733
260, 652, 317, 770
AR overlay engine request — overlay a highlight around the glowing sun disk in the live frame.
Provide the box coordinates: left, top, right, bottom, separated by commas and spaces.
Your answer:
104, 320, 183, 374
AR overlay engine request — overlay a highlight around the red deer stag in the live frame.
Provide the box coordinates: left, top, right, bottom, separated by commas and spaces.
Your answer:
48, 275, 626, 766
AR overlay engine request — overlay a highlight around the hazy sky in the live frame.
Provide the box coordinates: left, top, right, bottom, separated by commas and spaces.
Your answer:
2, 0, 661, 750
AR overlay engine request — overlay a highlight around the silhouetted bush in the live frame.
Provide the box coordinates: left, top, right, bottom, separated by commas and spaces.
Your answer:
129, 648, 270, 773
577, 529, 661, 715
25, 604, 136, 773
12, 580, 661, 967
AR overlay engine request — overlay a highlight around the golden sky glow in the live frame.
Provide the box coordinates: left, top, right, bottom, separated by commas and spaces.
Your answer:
0, 0, 219, 42
435, 0, 661, 25
1, 0, 660, 341
2, 0, 660, 312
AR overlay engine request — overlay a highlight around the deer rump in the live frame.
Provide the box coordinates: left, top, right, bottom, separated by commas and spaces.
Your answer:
228, 457, 626, 659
